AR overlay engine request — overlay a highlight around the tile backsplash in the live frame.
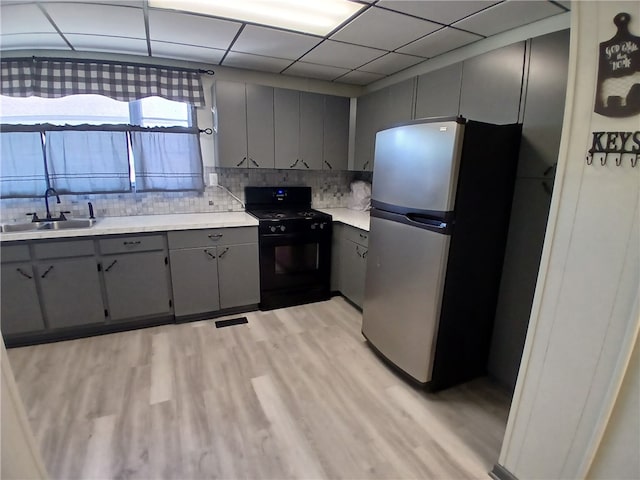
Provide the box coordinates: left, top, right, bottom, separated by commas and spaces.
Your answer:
0, 168, 372, 222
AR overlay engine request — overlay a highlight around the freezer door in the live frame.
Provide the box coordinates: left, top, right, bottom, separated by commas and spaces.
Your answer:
372, 120, 464, 213
361, 215, 450, 383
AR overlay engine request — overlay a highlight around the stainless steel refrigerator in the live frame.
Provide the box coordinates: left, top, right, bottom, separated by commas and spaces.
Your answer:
361, 117, 522, 390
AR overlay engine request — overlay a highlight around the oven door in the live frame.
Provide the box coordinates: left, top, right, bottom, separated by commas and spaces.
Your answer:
259, 231, 331, 292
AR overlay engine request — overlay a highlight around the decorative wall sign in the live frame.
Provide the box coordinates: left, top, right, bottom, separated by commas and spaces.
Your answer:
594, 12, 640, 117
586, 130, 640, 166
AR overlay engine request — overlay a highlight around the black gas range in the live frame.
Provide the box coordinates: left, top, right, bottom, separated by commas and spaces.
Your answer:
245, 187, 332, 310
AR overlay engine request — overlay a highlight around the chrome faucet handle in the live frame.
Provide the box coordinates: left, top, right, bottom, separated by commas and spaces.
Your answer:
26, 212, 40, 222
58, 211, 71, 221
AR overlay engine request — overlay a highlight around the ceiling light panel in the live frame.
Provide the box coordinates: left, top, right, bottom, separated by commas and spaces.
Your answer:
148, 0, 365, 36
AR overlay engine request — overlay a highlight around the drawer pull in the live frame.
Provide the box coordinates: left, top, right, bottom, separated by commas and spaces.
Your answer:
41, 265, 54, 278
205, 250, 216, 259
105, 260, 118, 272
208, 233, 223, 240
123, 240, 141, 246
359, 233, 367, 239
16, 268, 32, 279
218, 247, 229, 259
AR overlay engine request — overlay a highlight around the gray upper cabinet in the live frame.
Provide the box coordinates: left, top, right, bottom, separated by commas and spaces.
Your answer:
299, 92, 324, 170
517, 30, 570, 178
215, 80, 275, 169
415, 62, 463, 119
37, 256, 104, 329
1, 262, 45, 335
323, 96, 349, 171
354, 79, 415, 171
274, 88, 301, 169
459, 42, 525, 124
275, 89, 325, 170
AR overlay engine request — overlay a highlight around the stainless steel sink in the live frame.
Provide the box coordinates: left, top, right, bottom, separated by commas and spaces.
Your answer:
2, 218, 97, 233
39, 219, 97, 230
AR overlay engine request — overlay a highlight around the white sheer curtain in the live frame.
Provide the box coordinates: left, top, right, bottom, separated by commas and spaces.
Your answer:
131, 131, 204, 192
45, 130, 131, 193
0, 131, 47, 197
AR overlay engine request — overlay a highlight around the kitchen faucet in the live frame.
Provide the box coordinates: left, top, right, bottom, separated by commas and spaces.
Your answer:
43, 187, 61, 219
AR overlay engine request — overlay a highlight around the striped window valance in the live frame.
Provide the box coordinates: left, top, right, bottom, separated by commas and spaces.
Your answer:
0, 58, 206, 107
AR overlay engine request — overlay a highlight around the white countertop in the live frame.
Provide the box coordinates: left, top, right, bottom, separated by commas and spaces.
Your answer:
319, 208, 370, 231
0, 212, 258, 242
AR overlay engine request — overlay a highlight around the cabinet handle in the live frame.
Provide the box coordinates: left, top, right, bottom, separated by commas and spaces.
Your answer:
237, 157, 247, 167
218, 247, 229, 259
356, 246, 362, 258
359, 233, 367, 239
105, 260, 118, 272
123, 240, 141, 246
290, 159, 299, 168
204, 249, 216, 259
302, 160, 310, 169
41, 265, 54, 278
363, 160, 370, 170
362, 249, 368, 259
324, 160, 333, 170
16, 268, 32, 279
208, 233, 223, 241
250, 158, 259, 167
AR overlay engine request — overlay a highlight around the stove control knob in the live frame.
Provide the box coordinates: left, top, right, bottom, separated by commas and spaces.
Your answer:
320, 222, 326, 229
280, 225, 286, 232
311, 223, 318, 229
270, 226, 276, 233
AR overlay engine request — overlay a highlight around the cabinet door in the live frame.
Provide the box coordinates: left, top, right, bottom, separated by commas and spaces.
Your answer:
1, 263, 45, 335
340, 239, 367, 308
354, 93, 375, 171
217, 243, 260, 309
246, 84, 275, 169
382, 78, 415, 129
37, 258, 104, 329
103, 251, 172, 321
415, 62, 463, 119
215, 80, 248, 168
459, 42, 525, 124
274, 88, 300, 169
169, 248, 220, 317
299, 92, 324, 170
330, 224, 343, 291
323, 96, 349, 171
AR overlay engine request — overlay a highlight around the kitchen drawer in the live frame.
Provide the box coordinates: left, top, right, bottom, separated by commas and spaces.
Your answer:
99, 234, 165, 255
1, 244, 30, 263
342, 225, 369, 247
33, 239, 95, 259
167, 227, 257, 249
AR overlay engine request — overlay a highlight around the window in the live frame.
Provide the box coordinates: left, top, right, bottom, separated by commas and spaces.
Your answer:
0, 95, 203, 197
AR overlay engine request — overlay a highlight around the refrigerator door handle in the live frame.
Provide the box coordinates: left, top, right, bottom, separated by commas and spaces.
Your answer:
405, 213, 448, 231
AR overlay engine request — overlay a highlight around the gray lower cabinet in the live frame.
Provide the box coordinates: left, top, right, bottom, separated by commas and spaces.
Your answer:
102, 250, 172, 321
168, 227, 260, 318
332, 224, 369, 308
1, 262, 44, 335
217, 243, 260, 309
169, 247, 220, 316
37, 257, 104, 329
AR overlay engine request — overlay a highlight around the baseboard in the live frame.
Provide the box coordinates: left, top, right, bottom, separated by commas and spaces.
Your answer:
490, 463, 519, 480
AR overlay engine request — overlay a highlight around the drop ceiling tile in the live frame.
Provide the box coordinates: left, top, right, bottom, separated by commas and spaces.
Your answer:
232, 25, 322, 61
555, 1, 571, 10
359, 52, 424, 75
299, 40, 384, 70
1, 3, 56, 34
397, 27, 483, 57
43, 3, 145, 38
284, 62, 350, 81
331, 6, 440, 51
336, 70, 385, 85
222, 52, 292, 73
148, 10, 241, 50
65, 34, 148, 55
453, 0, 566, 37
152, 41, 226, 64
0, 33, 69, 50
377, 1, 500, 25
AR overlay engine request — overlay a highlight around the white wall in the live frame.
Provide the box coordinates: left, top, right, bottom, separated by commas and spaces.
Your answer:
497, 2, 640, 478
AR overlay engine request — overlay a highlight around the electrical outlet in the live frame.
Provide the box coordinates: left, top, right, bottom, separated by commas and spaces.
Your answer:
209, 173, 218, 186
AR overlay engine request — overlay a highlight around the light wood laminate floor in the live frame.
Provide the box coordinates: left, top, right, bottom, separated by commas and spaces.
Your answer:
8, 297, 511, 479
